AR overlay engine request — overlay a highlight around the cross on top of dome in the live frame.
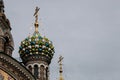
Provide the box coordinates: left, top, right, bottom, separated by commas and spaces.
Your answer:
34, 6, 40, 33
58, 55, 64, 80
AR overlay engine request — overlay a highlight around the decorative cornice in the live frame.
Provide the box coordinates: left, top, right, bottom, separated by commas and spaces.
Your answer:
0, 52, 36, 80
21, 54, 52, 65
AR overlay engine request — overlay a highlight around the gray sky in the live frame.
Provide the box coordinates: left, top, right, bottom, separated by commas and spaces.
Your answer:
4, 0, 120, 80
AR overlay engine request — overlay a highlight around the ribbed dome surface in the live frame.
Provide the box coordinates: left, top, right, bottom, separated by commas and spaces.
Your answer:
19, 32, 54, 61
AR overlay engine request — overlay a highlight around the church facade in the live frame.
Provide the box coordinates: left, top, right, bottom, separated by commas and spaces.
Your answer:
0, 0, 57, 80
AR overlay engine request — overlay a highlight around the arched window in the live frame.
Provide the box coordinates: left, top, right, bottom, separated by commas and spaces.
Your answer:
34, 65, 38, 79
46, 67, 48, 80
4, 36, 10, 55
40, 65, 44, 80
28, 66, 32, 72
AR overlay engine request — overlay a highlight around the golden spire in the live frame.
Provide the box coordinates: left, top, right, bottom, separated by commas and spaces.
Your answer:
58, 55, 64, 80
34, 6, 40, 33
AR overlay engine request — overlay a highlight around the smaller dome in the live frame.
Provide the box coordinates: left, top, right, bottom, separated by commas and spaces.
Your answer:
19, 32, 55, 62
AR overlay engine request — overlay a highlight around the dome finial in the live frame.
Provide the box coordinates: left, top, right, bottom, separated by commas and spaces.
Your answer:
58, 55, 64, 80
33, 6, 40, 33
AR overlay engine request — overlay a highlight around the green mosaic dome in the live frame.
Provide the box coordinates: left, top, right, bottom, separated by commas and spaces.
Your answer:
19, 32, 55, 60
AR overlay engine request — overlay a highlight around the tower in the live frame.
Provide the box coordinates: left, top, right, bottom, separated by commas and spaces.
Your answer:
0, 1, 35, 80
0, 0, 14, 56
19, 7, 55, 80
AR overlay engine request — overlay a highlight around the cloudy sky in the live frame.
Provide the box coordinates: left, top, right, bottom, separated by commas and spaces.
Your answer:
4, 0, 120, 80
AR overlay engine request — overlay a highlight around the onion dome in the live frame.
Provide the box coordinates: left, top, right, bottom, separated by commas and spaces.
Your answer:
19, 7, 55, 64
19, 32, 54, 64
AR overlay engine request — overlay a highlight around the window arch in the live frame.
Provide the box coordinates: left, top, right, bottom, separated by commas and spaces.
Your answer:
4, 36, 11, 55
34, 65, 38, 79
28, 65, 32, 72
46, 67, 48, 80
40, 65, 45, 80
4, 33, 14, 56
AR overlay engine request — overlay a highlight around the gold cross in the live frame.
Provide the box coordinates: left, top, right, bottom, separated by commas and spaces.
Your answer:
34, 7, 40, 23
34, 7, 40, 33
58, 55, 64, 80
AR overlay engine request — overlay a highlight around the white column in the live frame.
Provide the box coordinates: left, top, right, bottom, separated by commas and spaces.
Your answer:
44, 68, 46, 79
32, 65, 34, 74
38, 65, 40, 79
